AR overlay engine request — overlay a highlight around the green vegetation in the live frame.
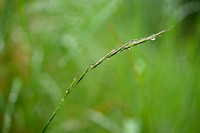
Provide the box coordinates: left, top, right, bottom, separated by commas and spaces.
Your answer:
43, 26, 173, 132
0, 0, 200, 133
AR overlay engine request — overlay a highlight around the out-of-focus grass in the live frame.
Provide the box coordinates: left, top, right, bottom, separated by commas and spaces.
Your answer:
0, 0, 200, 133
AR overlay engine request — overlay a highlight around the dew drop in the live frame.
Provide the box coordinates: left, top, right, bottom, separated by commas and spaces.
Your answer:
151, 37, 155, 41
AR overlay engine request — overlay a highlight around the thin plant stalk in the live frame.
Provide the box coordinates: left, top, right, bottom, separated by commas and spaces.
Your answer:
3, 78, 22, 133
43, 26, 174, 132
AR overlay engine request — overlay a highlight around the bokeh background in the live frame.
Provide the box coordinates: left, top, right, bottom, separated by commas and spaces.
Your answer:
0, 0, 200, 132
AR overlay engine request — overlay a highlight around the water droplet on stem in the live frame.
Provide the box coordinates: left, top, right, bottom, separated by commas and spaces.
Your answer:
151, 37, 155, 41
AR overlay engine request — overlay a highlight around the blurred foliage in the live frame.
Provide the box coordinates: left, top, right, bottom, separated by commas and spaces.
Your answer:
0, 0, 200, 133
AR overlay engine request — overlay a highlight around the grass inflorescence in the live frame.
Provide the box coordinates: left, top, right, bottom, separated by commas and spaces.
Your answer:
43, 26, 174, 132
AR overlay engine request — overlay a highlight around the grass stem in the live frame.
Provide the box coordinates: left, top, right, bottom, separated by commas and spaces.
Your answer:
42, 26, 174, 132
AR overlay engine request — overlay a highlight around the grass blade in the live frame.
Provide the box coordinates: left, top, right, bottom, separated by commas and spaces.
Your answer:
42, 25, 174, 132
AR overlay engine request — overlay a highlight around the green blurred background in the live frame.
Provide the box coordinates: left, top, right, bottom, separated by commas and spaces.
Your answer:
0, 0, 200, 132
